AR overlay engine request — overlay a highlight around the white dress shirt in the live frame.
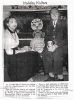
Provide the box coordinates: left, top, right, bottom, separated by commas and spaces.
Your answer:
53, 20, 57, 28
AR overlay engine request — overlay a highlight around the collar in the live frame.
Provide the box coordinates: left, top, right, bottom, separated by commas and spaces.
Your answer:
53, 20, 57, 24
7, 28, 16, 33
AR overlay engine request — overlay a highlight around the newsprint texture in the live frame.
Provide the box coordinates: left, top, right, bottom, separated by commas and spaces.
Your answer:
0, 0, 74, 99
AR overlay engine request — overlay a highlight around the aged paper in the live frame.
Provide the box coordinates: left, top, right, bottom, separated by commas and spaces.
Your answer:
0, 0, 74, 100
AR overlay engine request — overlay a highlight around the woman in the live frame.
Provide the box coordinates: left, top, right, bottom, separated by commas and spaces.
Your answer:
4, 16, 28, 81
4, 16, 27, 55
4, 16, 36, 81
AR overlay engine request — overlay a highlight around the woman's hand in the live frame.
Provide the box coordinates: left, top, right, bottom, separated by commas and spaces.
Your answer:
15, 46, 31, 54
15, 49, 26, 54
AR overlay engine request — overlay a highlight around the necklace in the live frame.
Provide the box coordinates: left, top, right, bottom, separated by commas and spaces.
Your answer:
7, 28, 17, 41
11, 33, 17, 41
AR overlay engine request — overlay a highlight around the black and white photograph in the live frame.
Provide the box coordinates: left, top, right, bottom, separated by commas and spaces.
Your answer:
3, 5, 68, 82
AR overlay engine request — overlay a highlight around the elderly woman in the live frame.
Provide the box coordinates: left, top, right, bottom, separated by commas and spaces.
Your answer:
30, 30, 45, 54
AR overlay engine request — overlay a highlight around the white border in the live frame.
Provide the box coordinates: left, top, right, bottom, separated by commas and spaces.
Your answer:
0, 0, 74, 100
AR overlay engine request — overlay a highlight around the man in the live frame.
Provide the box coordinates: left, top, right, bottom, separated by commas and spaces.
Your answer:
42, 7, 68, 81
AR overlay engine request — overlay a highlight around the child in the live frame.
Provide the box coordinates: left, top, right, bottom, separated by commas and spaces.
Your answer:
42, 41, 58, 80
47, 41, 58, 52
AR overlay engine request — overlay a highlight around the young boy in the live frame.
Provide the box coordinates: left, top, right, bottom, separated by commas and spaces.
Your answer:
42, 41, 58, 79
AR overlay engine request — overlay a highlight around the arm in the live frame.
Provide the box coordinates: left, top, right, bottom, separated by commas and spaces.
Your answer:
44, 22, 53, 45
5, 48, 13, 55
57, 19, 68, 47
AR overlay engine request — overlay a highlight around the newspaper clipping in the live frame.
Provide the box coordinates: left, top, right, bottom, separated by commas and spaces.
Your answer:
0, 0, 74, 99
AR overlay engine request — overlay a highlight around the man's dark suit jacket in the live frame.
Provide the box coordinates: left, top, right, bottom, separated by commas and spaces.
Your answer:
45, 18, 68, 48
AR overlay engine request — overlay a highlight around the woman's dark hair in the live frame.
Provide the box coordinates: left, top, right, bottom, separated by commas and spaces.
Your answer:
3, 16, 16, 29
